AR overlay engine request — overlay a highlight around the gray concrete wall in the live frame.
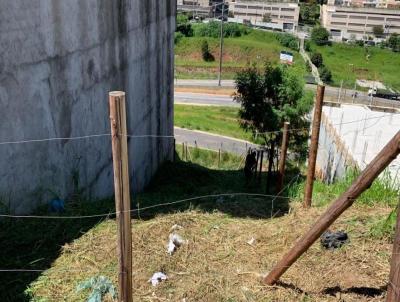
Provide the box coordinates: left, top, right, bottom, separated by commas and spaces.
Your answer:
0, 0, 176, 213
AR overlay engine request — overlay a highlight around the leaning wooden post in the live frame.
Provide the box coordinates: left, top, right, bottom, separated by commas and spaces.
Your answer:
109, 91, 133, 302
387, 204, 400, 302
304, 85, 325, 208
264, 130, 400, 286
277, 122, 290, 193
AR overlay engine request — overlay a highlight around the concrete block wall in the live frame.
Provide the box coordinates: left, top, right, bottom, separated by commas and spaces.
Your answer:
0, 0, 176, 213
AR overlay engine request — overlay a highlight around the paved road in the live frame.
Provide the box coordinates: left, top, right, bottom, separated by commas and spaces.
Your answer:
174, 127, 258, 155
175, 79, 399, 109
175, 92, 238, 107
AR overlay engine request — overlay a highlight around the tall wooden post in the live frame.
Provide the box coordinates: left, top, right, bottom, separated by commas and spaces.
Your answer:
304, 85, 325, 208
387, 205, 400, 302
277, 122, 290, 193
264, 130, 400, 286
109, 91, 133, 302
182, 142, 185, 160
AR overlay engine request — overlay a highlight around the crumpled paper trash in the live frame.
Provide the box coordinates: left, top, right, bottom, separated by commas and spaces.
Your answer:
167, 233, 186, 255
148, 272, 168, 286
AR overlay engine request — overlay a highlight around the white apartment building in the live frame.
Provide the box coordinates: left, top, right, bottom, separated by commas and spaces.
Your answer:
228, 0, 300, 31
321, 0, 400, 40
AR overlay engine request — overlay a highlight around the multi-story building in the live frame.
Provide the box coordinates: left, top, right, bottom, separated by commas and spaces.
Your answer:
321, 0, 400, 40
177, 0, 226, 18
228, 0, 300, 31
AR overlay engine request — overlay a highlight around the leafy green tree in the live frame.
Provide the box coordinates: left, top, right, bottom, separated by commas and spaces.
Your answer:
176, 14, 193, 37
310, 52, 323, 67
201, 40, 214, 62
300, 4, 320, 25
319, 65, 332, 83
311, 26, 330, 45
263, 13, 272, 23
373, 25, 384, 37
388, 33, 400, 52
234, 64, 314, 185
275, 33, 299, 51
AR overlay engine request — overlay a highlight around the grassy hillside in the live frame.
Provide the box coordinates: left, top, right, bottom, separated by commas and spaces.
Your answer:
175, 29, 306, 79
310, 42, 400, 90
174, 104, 253, 142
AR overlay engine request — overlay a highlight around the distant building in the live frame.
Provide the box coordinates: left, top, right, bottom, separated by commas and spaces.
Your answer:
228, 0, 300, 31
177, 0, 226, 18
321, 0, 400, 40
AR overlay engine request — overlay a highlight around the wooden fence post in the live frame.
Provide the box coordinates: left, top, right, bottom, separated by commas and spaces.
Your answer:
304, 85, 325, 208
109, 91, 133, 302
264, 130, 400, 286
185, 143, 188, 161
258, 150, 264, 182
182, 142, 185, 160
277, 122, 290, 193
387, 205, 400, 302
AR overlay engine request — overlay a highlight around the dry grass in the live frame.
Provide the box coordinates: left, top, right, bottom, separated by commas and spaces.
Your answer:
28, 202, 393, 302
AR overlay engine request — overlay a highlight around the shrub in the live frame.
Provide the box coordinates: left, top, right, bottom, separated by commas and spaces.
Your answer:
176, 14, 193, 37
319, 65, 332, 83
304, 40, 311, 52
275, 33, 299, 51
388, 33, 400, 52
201, 40, 214, 62
174, 32, 184, 44
193, 21, 249, 38
311, 26, 330, 46
310, 52, 323, 67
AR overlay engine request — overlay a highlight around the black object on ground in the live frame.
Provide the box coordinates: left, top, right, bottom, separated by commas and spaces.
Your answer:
320, 230, 349, 250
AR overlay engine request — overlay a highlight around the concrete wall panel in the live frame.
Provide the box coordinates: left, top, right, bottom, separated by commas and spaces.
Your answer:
0, 0, 176, 213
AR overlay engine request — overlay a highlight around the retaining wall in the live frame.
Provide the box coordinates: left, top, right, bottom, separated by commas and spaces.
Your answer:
0, 0, 176, 213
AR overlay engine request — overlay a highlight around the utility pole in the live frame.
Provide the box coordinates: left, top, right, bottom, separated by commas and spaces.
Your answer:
304, 85, 325, 208
218, 0, 225, 87
109, 91, 133, 302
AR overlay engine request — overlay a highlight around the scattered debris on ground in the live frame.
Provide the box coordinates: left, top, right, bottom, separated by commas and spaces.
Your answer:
29, 203, 393, 301
321, 230, 349, 250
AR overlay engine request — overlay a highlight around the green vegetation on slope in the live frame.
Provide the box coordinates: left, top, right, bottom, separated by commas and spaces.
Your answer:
175, 29, 306, 79
309, 42, 400, 90
174, 104, 254, 142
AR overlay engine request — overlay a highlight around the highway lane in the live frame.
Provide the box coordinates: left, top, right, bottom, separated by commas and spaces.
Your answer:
174, 127, 258, 155
175, 92, 238, 107
174, 80, 399, 109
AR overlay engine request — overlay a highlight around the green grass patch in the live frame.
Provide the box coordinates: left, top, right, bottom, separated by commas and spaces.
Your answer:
309, 42, 400, 90
175, 29, 306, 80
174, 104, 255, 142
289, 170, 399, 207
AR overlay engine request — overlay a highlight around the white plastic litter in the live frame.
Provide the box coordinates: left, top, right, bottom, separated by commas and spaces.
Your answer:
247, 237, 256, 246
148, 272, 168, 286
167, 233, 186, 255
170, 224, 183, 231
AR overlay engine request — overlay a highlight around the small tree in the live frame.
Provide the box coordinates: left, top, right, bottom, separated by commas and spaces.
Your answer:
201, 40, 214, 62
388, 33, 400, 52
311, 26, 330, 45
310, 52, 323, 67
176, 14, 193, 37
263, 13, 272, 23
319, 65, 332, 83
234, 64, 313, 184
373, 25, 384, 37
